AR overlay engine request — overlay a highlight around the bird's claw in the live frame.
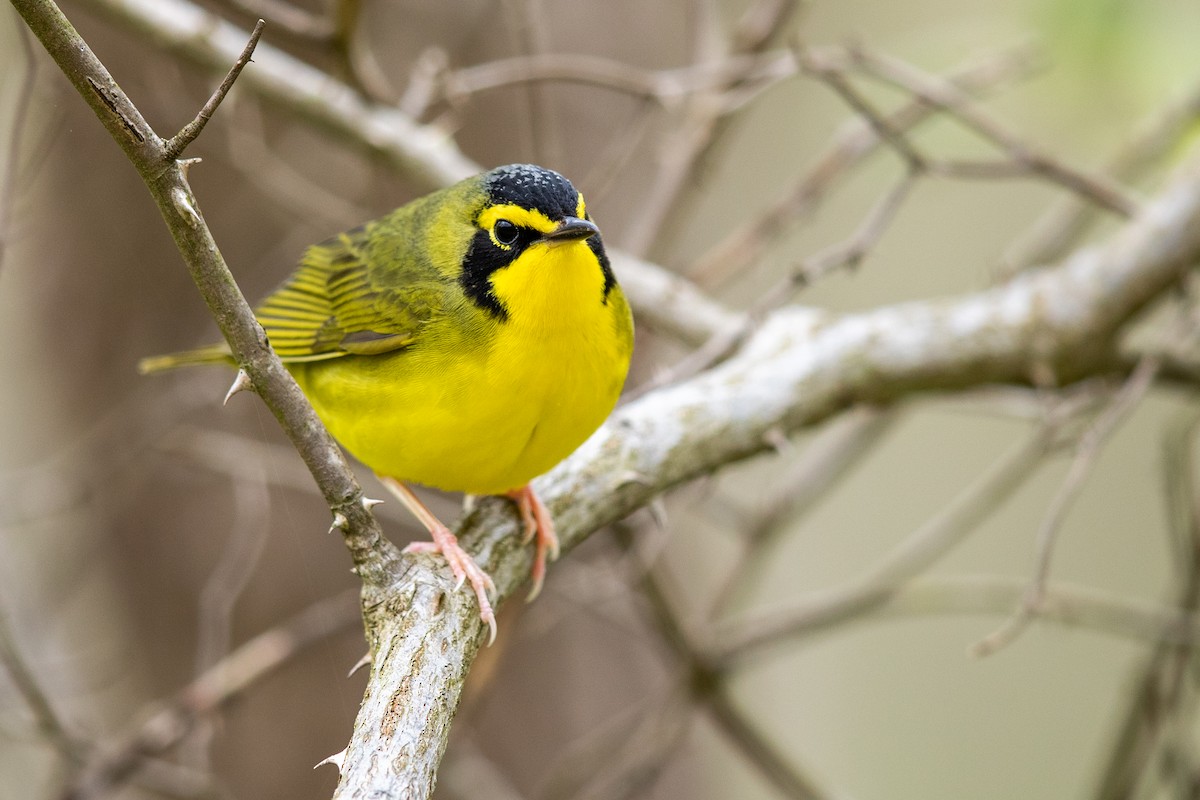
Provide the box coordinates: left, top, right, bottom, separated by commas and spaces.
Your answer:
507, 485, 560, 601
403, 526, 497, 644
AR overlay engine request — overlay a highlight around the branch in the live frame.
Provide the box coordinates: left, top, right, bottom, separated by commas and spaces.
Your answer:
332, 149, 1200, 794
0, 605, 79, 761
10, 0, 399, 585
1092, 405, 1200, 798
76, 0, 741, 350
846, 44, 1141, 216
856, 576, 1200, 646
971, 352, 1165, 657
690, 39, 1043, 286
610, 251, 744, 346
711, 407, 896, 614
999, 76, 1200, 276
162, 17, 264, 159
76, 0, 478, 191
443, 50, 797, 109
64, 590, 361, 799
26, 2, 1200, 794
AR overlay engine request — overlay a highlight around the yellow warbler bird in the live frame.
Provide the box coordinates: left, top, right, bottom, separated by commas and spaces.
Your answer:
141, 164, 635, 642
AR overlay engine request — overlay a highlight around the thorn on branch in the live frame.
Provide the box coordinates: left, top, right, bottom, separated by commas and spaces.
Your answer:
314, 747, 347, 773
347, 652, 371, 677
171, 186, 202, 227
164, 19, 266, 160
177, 156, 202, 177
223, 369, 253, 405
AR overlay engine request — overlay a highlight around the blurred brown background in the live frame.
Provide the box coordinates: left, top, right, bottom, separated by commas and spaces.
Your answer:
3, 1, 1200, 798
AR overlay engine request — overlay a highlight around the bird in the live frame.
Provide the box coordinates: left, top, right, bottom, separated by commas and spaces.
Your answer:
140, 164, 635, 644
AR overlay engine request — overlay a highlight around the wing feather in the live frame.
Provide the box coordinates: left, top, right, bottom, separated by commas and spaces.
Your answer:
253, 223, 434, 361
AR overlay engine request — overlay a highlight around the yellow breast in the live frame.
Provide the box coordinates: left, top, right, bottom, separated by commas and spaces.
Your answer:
292, 238, 633, 495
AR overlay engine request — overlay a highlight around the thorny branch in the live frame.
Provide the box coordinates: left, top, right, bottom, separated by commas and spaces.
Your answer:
9, 0, 400, 589
12, 1, 1200, 799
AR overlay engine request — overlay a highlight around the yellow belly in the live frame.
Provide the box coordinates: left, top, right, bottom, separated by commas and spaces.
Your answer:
292, 296, 630, 495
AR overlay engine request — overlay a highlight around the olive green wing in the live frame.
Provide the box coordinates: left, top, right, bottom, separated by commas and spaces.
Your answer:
255, 222, 443, 362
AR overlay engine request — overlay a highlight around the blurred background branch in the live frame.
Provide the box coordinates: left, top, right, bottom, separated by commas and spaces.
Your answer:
5, 0, 1200, 799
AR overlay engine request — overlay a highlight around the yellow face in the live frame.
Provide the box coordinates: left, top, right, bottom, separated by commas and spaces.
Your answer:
459, 168, 615, 324
476, 192, 589, 250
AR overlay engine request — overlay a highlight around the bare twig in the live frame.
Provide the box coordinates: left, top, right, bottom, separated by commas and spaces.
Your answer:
192, 460, 273, 698
162, 18, 264, 159
848, 45, 1140, 216
438, 736, 528, 800
712, 407, 896, 615
705, 687, 836, 800
732, 0, 801, 54
690, 40, 1042, 286
445, 50, 796, 109
77, 0, 477, 190
870, 576, 1200, 645
0, 606, 78, 760
792, 165, 918, 283
62, 590, 361, 800
971, 355, 1164, 657
536, 689, 691, 800
629, 167, 917, 399
612, 519, 839, 800
624, 0, 802, 259
710, 427, 1053, 663
798, 46, 928, 172
610, 250, 744, 347
221, 98, 374, 229
503, 0, 558, 166
1092, 405, 1200, 799
12, 0, 400, 587
1099, 402, 1200, 796
1000, 77, 1200, 277
397, 47, 448, 119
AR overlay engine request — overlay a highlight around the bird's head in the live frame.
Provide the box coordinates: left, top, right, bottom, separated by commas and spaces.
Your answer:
454, 164, 616, 321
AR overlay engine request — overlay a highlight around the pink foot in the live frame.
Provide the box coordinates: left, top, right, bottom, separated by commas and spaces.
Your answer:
404, 526, 497, 645
506, 485, 559, 601
378, 476, 497, 645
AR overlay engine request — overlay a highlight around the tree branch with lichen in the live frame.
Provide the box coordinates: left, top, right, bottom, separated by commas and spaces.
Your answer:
15, 0, 1200, 798
332, 152, 1200, 797
6, 0, 399, 585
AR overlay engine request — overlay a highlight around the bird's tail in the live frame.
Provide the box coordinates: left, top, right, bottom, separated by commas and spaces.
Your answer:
137, 343, 233, 374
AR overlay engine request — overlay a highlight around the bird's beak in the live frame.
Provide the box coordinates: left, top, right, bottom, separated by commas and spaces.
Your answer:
542, 216, 600, 244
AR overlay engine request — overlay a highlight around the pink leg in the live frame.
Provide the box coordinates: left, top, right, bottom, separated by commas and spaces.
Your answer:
506, 484, 560, 602
378, 476, 497, 645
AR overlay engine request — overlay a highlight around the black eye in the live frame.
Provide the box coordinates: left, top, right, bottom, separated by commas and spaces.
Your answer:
494, 220, 520, 246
